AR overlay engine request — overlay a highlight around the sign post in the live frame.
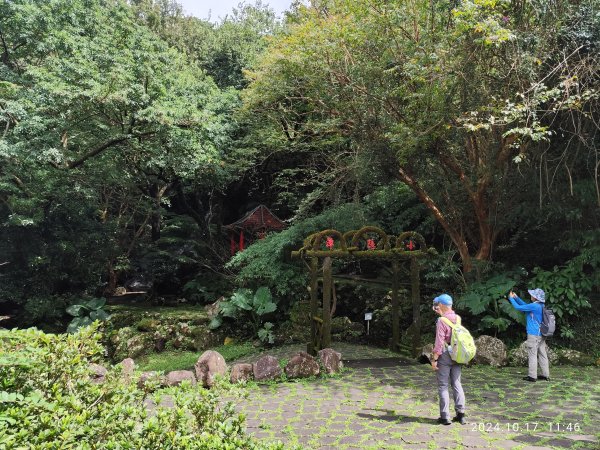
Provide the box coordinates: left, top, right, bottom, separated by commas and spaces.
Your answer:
364, 312, 373, 335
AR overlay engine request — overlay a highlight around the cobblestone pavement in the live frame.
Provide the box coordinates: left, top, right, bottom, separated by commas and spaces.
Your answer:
231, 343, 600, 450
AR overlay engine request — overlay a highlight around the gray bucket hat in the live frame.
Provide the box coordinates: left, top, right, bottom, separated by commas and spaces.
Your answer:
527, 288, 546, 303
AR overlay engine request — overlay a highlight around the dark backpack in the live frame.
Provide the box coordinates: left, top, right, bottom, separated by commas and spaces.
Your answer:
532, 306, 556, 337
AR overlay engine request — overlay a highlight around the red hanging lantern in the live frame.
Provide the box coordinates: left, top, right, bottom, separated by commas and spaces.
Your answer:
406, 240, 415, 251
367, 238, 376, 250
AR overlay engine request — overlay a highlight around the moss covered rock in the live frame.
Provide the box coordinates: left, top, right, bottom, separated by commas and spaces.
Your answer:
508, 341, 558, 367
104, 306, 221, 362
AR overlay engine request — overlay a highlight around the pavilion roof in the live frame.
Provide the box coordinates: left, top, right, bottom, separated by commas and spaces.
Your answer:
224, 204, 286, 231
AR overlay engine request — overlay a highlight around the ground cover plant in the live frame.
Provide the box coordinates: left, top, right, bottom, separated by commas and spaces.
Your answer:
0, 324, 284, 449
137, 342, 258, 372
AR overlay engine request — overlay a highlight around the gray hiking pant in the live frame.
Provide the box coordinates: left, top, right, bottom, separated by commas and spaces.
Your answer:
526, 334, 550, 379
436, 351, 465, 420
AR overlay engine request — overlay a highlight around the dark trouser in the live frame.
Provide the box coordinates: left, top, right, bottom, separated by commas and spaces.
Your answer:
436, 351, 465, 420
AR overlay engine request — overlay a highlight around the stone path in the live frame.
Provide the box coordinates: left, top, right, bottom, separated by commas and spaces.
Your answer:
231, 343, 600, 450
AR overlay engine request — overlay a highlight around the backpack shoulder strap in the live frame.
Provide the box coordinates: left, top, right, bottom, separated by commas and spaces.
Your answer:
440, 317, 456, 329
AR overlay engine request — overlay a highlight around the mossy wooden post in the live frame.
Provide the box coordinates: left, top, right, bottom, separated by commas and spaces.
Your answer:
391, 259, 400, 351
410, 256, 421, 357
308, 257, 318, 356
322, 256, 333, 348
291, 227, 432, 356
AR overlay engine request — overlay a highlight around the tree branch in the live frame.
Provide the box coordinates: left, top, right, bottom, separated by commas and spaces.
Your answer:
66, 132, 154, 169
398, 165, 472, 271
0, 26, 11, 66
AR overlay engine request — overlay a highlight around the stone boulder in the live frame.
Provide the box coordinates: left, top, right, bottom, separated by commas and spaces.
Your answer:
253, 355, 282, 381
508, 341, 559, 366
230, 363, 254, 383
556, 349, 596, 366
170, 322, 196, 351
165, 370, 196, 387
205, 297, 225, 319
418, 344, 434, 364
285, 352, 320, 379
473, 336, 508, 366
89, 363, 107, 384
194, 350, 227, 387
137, 371, 164, 390
318, 348, 343, 374
112, 327, 153, 360
190, 326, 221, 352
119, 358, 136, 380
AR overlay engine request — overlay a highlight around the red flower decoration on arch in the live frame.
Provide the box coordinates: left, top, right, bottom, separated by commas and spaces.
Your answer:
325, 236, 335, 249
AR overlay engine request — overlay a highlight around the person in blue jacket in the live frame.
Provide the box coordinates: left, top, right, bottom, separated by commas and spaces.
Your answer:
507, 288, 550, 382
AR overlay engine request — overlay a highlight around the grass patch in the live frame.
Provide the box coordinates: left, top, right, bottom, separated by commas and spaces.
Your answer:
137, 351, 198, 372
211, 342, 258, 362
105, 304, 210, 321
136, 342, 258, 372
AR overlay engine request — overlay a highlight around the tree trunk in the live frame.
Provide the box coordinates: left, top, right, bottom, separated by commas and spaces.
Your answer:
150, 182, 170, 242
398, 166, 473, 272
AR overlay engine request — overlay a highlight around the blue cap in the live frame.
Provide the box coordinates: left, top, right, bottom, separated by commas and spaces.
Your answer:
433, 294, 453, 305
527, 288, 546, 303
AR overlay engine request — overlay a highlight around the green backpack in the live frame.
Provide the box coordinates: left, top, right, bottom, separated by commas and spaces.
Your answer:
440, 316, 476, 364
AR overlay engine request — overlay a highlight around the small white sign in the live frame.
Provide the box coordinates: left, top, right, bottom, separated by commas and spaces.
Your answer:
364, 312, 373, 321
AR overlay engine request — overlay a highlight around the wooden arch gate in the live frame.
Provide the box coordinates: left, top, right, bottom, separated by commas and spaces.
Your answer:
291, 226, 433, 357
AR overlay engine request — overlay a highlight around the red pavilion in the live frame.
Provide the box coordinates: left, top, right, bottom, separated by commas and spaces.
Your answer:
224, 205, 286, 255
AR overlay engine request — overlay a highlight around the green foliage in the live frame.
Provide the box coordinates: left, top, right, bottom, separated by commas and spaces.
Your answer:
0, 324, 283, 449
244, 0, 600, 273
531, 249, 597, 334
211, 287, 277, 344
227, 203, 370, 300
257, 322, 275, 345
132, 343, 257, 373
0, 0, 241, 324
363, 182, 432, 236
210, 342, 258, 362
137, 350, 199, 372
456, 273, 526, 335
65, 298, 110, 333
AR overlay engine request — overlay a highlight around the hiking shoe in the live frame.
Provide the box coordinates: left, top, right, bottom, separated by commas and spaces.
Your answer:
537, 376, 550, 381
522, 376, 537, 382
452, 413, 467, 425
437, 417, 451, 425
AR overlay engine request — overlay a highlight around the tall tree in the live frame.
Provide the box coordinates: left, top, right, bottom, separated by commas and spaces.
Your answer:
0, 0, 236, 314
243, 0, 600, 272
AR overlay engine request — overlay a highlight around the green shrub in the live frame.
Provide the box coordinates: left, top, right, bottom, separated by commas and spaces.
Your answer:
0, 325, 284, 449
66, 297, 110, 333
210, 287, 277, 344
456, 272, 527, 336
136, 317, 161, 332
227, 203, 371, 301
531, 266, 593, 339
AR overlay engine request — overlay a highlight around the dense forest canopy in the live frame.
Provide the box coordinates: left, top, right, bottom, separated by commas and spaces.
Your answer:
0, 0, 598, 336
